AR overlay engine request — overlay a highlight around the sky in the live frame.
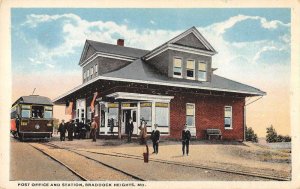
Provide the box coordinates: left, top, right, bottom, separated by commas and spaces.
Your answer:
11, 8, 291, 137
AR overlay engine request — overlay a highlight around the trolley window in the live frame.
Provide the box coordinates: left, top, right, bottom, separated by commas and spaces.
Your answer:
21, 105, 31, 118
31, 105, 44, 118
44, 106, 53, 119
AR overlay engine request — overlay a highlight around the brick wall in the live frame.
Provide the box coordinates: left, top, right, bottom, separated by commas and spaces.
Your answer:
170, 93, 245, 141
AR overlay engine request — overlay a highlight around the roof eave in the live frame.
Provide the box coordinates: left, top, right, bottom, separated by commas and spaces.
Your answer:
53, 76, 266, 104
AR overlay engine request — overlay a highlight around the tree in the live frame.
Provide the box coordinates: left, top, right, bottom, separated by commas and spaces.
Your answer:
283, 135, 291, 142
245, 126, 258, 142
266, 125, 278, 143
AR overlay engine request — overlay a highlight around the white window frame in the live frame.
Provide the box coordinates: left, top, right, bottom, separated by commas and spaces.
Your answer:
173, 57, 183, 78
95, 64, 98, 76
90, 67, 94, 78
224, 106, 233, 130
186, 103, 195, 127
198, 61, 207, 82
186, 59, 195, 80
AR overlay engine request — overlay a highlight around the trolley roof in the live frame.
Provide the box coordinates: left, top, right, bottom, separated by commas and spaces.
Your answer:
12, 95, 53, 107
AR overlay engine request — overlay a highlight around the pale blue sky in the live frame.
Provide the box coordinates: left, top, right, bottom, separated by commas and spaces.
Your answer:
12, 8, 290, 74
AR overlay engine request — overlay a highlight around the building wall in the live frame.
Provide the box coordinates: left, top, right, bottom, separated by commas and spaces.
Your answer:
170, 93, 245, 141
146, 49, 212, 82
82, 57, 131, 83
147, 50, 170, 76
71, 81, 246, 141
168, 50, 212, 82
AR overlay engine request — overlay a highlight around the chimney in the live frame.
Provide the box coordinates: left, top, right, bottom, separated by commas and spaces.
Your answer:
117, 39, 124, 46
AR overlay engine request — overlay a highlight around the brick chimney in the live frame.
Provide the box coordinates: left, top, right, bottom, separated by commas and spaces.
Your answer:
117, 39, 124, 46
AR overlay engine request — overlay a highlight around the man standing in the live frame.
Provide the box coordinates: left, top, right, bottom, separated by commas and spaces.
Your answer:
127, 118, 134, 142
151, 124, 160, 154
108, 118, 114, 136
67, 119, 74, 141
58, 119, 66, 141
90, 117, 98, 142
182, 124, 191, 156
139, 120, 147, 144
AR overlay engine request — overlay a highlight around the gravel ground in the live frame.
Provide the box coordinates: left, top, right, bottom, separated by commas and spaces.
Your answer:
10, 138, 81, 181
76, 149, 271, 181
30, 143, 135, 181
50, 137, 291, 180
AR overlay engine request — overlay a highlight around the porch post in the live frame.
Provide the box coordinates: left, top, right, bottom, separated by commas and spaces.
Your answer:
118, 101, 122, 139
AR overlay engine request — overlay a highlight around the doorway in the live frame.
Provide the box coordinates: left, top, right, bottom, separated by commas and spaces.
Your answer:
122, 109, 137, 135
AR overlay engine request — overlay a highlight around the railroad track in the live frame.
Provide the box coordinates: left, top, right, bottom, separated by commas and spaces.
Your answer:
45, 143, 291, 181
30, 142, 144, 181
28, 143, 88, 181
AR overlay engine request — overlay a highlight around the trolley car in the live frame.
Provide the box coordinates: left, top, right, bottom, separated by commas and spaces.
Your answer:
11, 95, 54, 140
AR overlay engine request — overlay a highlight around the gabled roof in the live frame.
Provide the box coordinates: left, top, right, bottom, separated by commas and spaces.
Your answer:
102, 59, 265, 96
79, 40, 149, 65
53, 58, 265, 104
13, 95, 53, 107
143, 27, 217, 61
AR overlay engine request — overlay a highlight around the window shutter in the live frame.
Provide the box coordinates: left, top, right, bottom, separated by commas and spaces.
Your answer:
174, 58, 182, 67
187, 60, 195, 69
199, 62, 206, 71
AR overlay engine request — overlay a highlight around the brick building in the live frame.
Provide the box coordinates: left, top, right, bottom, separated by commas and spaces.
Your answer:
53, 27, 265, 141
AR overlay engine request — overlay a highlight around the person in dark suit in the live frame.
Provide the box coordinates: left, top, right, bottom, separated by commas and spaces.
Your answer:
182, 124, 191, 156
151, 124, 160, 154
67, 120, 74, 141
127, 117, 134, 142
58, 119, 66, 141
108, 118, 114, 136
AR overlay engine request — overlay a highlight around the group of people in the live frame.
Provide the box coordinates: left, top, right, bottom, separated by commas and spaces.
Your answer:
57, 118, 98, 142
58, 118, 191, 156
139, 120, 192, 156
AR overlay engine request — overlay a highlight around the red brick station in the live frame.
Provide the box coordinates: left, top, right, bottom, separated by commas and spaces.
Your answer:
53, 27, 265, 141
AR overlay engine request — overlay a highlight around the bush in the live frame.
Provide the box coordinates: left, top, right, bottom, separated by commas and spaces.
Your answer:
283, 136, 291, 142
266, 125, 278, 143
266, 125, 291, 143
245, 126, 258, 142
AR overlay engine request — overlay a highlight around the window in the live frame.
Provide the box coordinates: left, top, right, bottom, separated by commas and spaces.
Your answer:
186, 103, 195, 127
224, 106, 232, 129
87, 69, 90, 80
44, 106, 53, 119
31, 106, 44, 118
90, 67, 94, 78
107, 103, 119, 127
173, 57, 182, 77
140, 102, 152, 126
198, 62, 207, 81
95, 64, 98, 76
155, 102, 169, 127
186, 60, 195, 79
21, 105, 31, 118
83, 71, 86, 80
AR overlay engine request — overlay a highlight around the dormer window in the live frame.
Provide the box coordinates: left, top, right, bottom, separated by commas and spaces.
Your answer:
95, 64, 98, 76
173, 57, 182, 78
90, 67, 94, 78
186, 60, 195, 79
198, 62, 207, 81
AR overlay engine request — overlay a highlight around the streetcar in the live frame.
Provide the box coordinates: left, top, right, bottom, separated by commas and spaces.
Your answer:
11, 95, 54, 141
